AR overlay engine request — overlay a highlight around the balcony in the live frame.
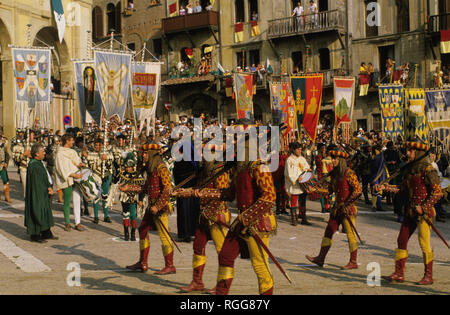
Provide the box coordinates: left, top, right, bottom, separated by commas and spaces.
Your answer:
268, 10, 345, 39
271, 69, 344, 87
162, 10, 219, 34
428, 13, 450, 33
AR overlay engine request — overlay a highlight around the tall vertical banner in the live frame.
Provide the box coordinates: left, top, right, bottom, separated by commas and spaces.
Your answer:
234, 73, 254, 120
94, 50, 132, 122
51, 0, 66, 43
333, 77, 355, 127
270, 82, 296, 150
73, 60, 103, 126
425, 89, 450, 151
378, 84, 404, 141
404, 88, 428, 143
131, 62, 161, 134
290, 74, 323, 142
12, 48, 51, 129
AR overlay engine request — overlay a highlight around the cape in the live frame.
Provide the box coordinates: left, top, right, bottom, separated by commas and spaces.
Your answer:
24, 159, 54, 235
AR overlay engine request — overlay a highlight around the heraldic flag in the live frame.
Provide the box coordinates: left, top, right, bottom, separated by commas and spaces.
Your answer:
131, 62, 161, 135
234, 73, 254, 120
378, 84, 404, 141
334, 77, 355, 127
51, 0, 66, 43
290, 74, 323, 142
12, 48, 51, 129
404, 88, 428, 143
425, 89, 450, 152
73, 60, 103, 126
270, 82, 296, 150
94, 50, 132, 122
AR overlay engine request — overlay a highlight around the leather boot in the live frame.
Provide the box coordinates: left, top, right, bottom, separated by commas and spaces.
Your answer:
155, 251, 176, 275
126, 238, 149, 272
215, 278, 233, 295
204, 286, 217, 295
130, 228, 136, 241
300, 206, 312, 226
306, 245, 331, 267
341, 250, 358, 270
180, 264, 205, 292
417, 261, 433, 285
4, 183, 10, 203
124, 226, 129, 241
382, 258, 406, 282
290, 207, 298, 226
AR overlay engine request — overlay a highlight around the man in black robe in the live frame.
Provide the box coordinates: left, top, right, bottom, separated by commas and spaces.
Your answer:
24, 143, 58, 243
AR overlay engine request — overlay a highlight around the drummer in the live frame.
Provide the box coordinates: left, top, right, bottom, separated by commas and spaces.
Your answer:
284, 142, 312, 226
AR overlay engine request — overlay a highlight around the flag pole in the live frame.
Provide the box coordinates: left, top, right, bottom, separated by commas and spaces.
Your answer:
413, 64, 418, 88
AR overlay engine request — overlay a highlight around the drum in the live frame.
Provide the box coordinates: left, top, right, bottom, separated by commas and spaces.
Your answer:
299, 172, 321, 201
441, 178, 450, 190
74, 168, 102, 203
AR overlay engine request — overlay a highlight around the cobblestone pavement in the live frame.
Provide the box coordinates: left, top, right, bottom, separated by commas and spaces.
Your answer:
0, 166, 448, 295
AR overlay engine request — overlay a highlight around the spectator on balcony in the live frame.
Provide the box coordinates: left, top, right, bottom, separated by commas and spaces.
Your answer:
186, 2, 193, 14
360, 62, 369, 75
205, 1, 212, 11
368, 62, 375, 87
309, 0, 318, 28
177, 60, 186, 73
179, 5, 186, 15
292, 2, 305, 31
197, 57, 210, 76
385, 57, 394, 81
193, 1, 202, 13
250, 64, 257, 72
400, 62, 410, 85
252, 11, 258, 21
127, 0, 134, 9
443, 65, 450, 84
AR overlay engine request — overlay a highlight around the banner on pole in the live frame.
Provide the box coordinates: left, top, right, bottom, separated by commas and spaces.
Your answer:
234, 73, 254, 120
404, 88, 428, 143
378, 84, 404, 141
333, 77, 355, 127
94, 50, 132, 122
131, 62, 161, 135
73, 60, 103, 126
12, 47, 51, 129
270, 82, 296, 149
425, 89, 450, 151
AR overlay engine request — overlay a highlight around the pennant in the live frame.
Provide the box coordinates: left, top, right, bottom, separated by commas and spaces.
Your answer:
378, 84, 404, 141
441, 30, 450, 54
131, 62, 161, 135
234, 73, 254, 120
334, 77, 355, 127
425, 89, 450, 152
251, 21, 260, 37
359, 74, 370, 96
168, 0, 178, 17
235, 22, 244, 43
270, 82, 296, 149
404, 88, 428, 143
73, 60, 103, 126
94, 50, 132, 122
51, 0, 66, 43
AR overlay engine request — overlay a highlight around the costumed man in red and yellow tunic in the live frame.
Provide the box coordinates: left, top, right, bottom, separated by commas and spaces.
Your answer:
126, 143, 175, 274
174, 144, 231, 293
306, 147, 362, 269
375, 141, 443, 285
195, 122, 277, 295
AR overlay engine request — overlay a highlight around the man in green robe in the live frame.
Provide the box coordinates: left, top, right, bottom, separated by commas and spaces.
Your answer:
24, 143, 57, 243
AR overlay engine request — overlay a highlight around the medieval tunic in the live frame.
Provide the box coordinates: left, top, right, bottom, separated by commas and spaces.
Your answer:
202, 161, 277, 295
24, 159, 54, 236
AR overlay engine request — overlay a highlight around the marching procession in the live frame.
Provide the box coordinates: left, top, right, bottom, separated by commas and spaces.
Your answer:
2, 113, 449, 295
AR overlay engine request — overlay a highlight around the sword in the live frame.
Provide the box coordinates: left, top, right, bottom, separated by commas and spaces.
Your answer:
154, 212, 183, 254
343, 213, 365, 246
425, 218, 450, 250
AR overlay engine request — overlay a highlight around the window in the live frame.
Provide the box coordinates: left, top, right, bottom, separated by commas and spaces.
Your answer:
235, 0, 245, 23
127, 42, 135, 52
319, 0, 328, 12
153, 38, 163, 59
396, 0, 410, 33
319, 48, 330, 70
92, 6, 103, 39
372, 113, 382, 131
292, 51, 303, 73
365, 0, 378, 37
379, 45, 395, 82
107, 3, 116, 33
249, 49, 260, 68
236, 50, 247, 70
249, 0, 258, 21
357, 119, 367, 132
115, 1, 121, 34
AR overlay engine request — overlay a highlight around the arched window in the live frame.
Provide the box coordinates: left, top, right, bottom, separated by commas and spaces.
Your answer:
92, 6, 103, 39
115, 1, 122, 34
107, 3, 116, 33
